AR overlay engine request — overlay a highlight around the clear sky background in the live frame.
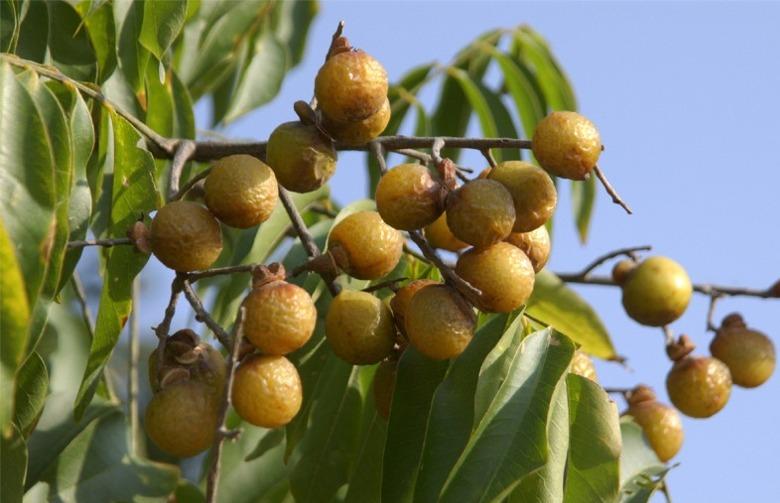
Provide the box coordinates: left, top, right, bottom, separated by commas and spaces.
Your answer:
125, 2, 779, 501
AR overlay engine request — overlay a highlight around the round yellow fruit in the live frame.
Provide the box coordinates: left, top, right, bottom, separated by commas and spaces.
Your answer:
487, 161, 557, 232
621, 256, 692, 326
424, 213, 468, 252
204, 154, 278, 228
243, 280, 317, 355
324, 97, 391, 146
627, 387, 683, 462
505, 225, 551, 273
455, 242, 535, 313
266, 121, 337, 193
328, 211, 404, 280
445, 179, 515, 248
532, 111, 602, 180
710, 314, 775, 388
315, 50, 388, 122
232, 355, 302, 428
150, 201, 223, 272
375, 163, 444, 230
373, 359, 397, 420
144, 380, 218, 457
325, 289, 396, 365
405, 285, 475, 360
666, 356, 732, 418
569, 350, 598, 382
390, 279, 439, 334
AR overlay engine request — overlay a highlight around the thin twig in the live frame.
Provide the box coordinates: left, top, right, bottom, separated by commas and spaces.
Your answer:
363, 277, 407, 293
370, 141, 388, 174
180, 279, 233, 349
403, 243, 429, 264
662, 326, 675, 347
170, 167, 212, 201
481, 148, 498, 168
153, 275, 184, 383
205, 307, 246, 503
568, 245, 651, 280
431, 137, 446, 165
167, 140, 197, 201
128, 278, 141, 455
705, 293, 723, 333
603, 387, 632, 398
67, 237, 132, 249
593, 165, 632, 215
407, 230, 482, 304
187, 263, 263, 283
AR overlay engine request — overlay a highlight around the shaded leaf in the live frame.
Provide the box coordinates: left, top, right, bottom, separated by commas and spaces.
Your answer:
0, 423, 26, 502
114, 0, 149, 92
1, 0, 19, 52
76, 0, 117, 82
487, 47, 546, 139
571, 175, 597, 243
272, 0, 318, 67
13, 352, 48, 437
45, 1, 98, 82
619, 417, 670, 503
14, 0, 48, 62
344, 410, 388, 503
139, 0, 187, 60
474, 80, 521, 162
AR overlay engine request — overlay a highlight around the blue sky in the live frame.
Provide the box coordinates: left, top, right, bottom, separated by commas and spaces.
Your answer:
133, 2, 779, 500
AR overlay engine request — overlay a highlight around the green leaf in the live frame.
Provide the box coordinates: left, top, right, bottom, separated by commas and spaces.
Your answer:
139, 0, 187, 60
1, 0, 19, 52
76, 0, 118, 83
413, 313, 513, 502
114, 0, 149, 92
619, 417, 669, 503
144, 56, 175, 136
0, 423, 27, 503
563, 374, 621, 503
45, 1, 98, 82
170, 68, 196, 138
15, 0, 48, 62
447, 67, 498, 141
571, 175, 597, 243
272, 0, 318, 67
487, 47, 546, 139
13, 352, 48, 437
74, 111, 159, 419
439, 328, 575, 502
474, 81, 521, 162
223, 32, 287, 124
343, 410, 388, 503
526, 271, 617, 360
513, 26, 577, 112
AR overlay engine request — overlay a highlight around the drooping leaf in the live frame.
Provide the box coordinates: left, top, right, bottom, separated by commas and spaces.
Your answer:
13, 352, 48, 437
45, 1, 98, 82
139, 0, 187, 60
487, 46, 546, 139
113, 0, 149, 93
619, 417, 670, 503
571, 175, 597, 243
513, 26, 577, 112
272, 0, 318, 67
343, 409, 388, 503
14, 0, 48, 62
0, 423, 27, 502
447, 66, 498, 140
526, 270, 617, 360
474, 80, 521, 162
76, 0, 118, 83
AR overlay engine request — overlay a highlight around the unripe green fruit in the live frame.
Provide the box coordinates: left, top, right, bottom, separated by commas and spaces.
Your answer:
373, 359, 397, 420
621, 256, 692, 326
315, 50, 388, 122
455, 242, 535, 313
390, 279, 439, 334
405, 285, 475, 360
627, 387, 683, 462
266, 121, 337, 193
710, 315, 775, 388
666, 356, 732, 418
232, 355, 302, 428
204, 154, 278, 228
569, 350, 598, 382
150, 201, 223, 272
532, 111, 602, 180
144, 380, 218, 458
243, 280, 317, 355
505, 225, 551, 273
324, 98, 391, 146
325, 290, 396, 364
424, 213, 468, 252
487, 161, 557, 232
328, 211, 404, 280
446, 179, 515, 248
375, 163, 444, 230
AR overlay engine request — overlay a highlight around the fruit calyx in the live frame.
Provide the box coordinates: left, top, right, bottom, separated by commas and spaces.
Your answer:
720, 312, 747, 330
435, 158, 459, 192
627, 384, 657, 406
127, 220, 152, 254
251, 263, 288, 289
666, 334, 696, 361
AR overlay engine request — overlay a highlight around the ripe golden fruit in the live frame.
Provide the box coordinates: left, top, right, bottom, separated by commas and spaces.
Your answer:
611, 259, 637, 285
375, 163, 444, 230
532, 111, 602, 180
390, 279, 438, 333
455, 242, 535, 313
243, 280, 317, 355
505, 225, 551, 273
324, 97, 391, 146
710, 314, 775, 388
446, 179, 515, 248
266, 121, 337, 193
314, 50, 388, 122
373, 359, 397, 419
487, 161, 557, 232
144, 380, 218, 457
405, 285, 475, 360
569, 350, 598, 382
325, 290, 396, 364
666, 356, 732, 418
424, 213, 468, 252
627, 386, 683, 462
621, 256, 692, 326
150, 201, 223, 272
328, 211, 404, 280
232, 355, 302, 428
204, 154, 278, 228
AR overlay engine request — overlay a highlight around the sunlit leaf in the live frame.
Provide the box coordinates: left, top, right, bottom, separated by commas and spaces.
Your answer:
139, 0, 187, 60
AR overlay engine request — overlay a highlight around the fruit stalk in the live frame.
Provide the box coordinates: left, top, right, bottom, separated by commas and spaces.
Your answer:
180, 279, 233, 349
152, 275, 184, 385
166, 140, 197, 201
592, 165, 632, 214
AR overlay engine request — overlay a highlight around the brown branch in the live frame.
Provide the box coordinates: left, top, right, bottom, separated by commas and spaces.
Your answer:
187, 263, 262, 283
566, 245, 651, 280
67, 237, 133, 249
128, 278, 141, 455
705, 293, 723, 333
167, 140, 197, 201
481, 148, 498, 168
370, 141, 388, 174
593, 165, 632, 215
170, 166, 212, 201
662, 325, 675, 347
363, 277, 407, 293
153, 275, 184, 383
180, 279, 232, 348
407, 230, 482, 304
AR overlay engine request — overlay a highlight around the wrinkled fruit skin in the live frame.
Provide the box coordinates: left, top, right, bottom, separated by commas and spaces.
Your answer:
376, 163, 444, 230
621, 256, 692, 326
446, 179, 516, 248
424, 213, 468, 252
266, 121, 337, 193
390, 279, 438, 334
405, 285, 475, 360
325, 290, 396, 364
204, 154, 278, 228
324, 97, 391, 146
243, 280, 317, 355
487, 161, 557, 232
569, 350, 598, 382
456, 242, 535, 313
373, 359, 397, 420
144, 380, 218, 457
232, 355, 302, 428
150, 201, 223, 272
505, 225, 551, 273
710, 325, 775, 388
328, 211, 404, 280
532, 111, 602, 180
628, 400, 684, 462
666, 356, 732, 418
315, 50, 388, 123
